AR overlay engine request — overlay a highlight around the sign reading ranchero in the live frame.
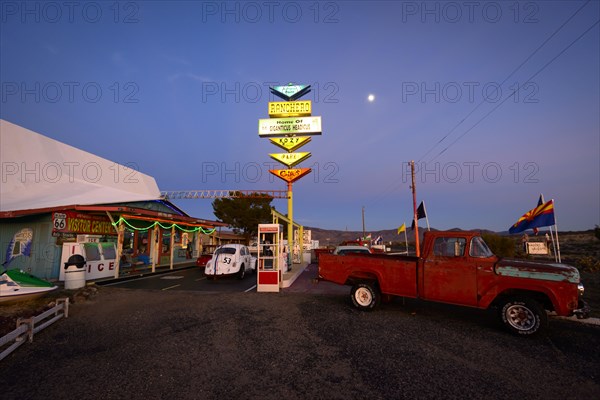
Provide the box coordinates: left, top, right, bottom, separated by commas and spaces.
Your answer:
268, 101, 311, 118
258, 116, 322, 137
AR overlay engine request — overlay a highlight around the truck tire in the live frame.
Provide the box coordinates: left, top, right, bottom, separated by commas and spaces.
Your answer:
499, 296, 547, 336
351, 282, 380, 311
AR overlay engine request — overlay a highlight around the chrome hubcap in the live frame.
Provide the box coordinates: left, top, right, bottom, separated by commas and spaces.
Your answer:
355, 288, 372, 306
506, 304, 535, 331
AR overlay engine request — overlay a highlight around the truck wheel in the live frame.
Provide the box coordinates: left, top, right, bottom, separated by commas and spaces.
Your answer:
237, 264, 245, 280
351, 282, 380, 311
499, 297, 547, 336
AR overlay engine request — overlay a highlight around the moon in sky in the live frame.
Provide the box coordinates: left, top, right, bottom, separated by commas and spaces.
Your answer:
367, 94, 375, 102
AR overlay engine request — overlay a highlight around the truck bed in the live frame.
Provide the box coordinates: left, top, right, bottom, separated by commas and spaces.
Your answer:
319, 253, 420, 298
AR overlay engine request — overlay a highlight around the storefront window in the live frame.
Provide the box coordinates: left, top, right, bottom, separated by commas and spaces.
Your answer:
162, 231, 171, 254
123, 231, 134, 250
137, 231, 149, 254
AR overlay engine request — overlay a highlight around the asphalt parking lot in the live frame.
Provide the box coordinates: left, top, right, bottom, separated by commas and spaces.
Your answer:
1, 265, 599, 399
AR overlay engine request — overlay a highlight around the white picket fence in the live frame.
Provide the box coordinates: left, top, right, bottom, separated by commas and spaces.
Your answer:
0, 298, 69, 361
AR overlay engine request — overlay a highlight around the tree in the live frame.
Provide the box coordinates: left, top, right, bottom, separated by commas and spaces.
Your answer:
482, 233, 515, 258
212, 192, 274, 244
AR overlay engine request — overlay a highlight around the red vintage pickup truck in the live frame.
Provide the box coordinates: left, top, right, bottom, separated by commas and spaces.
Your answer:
318, 231, 590, 335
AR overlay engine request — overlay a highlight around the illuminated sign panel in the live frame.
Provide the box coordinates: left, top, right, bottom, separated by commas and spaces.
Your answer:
268, 100, 312, 117
269, 152, 312, 168
270, 84, 311, 101
269, 136, 312, 152
258, 117, 322, 137
269, 168, 312, 183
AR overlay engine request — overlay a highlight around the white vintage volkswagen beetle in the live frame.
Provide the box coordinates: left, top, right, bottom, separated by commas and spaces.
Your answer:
204, 244, 256, 280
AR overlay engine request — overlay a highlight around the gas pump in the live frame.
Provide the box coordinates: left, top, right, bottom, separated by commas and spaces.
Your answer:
257, 224, 282, 292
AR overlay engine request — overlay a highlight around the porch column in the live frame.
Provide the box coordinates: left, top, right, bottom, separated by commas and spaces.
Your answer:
169, 225, 175, 270
114, 220, 125, 278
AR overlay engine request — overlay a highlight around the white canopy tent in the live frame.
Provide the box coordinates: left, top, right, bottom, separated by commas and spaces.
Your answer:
0, 119, 161, 212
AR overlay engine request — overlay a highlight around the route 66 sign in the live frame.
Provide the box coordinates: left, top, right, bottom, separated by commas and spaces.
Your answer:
53, 213, 67, 230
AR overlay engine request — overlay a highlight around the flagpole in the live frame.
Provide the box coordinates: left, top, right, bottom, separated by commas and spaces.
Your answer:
548, 226, 558, 262
362, 206, 366, 244
552, 199, 561, 263
539, 193, 558, 262
411, 161, 420, 257
423, 200, 431, 231
404, 222, 408, 255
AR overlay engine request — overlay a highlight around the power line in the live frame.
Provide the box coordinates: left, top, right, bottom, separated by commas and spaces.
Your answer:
429, 17, 599, 162
418, 0, 592, 163
364, 3, 598, 211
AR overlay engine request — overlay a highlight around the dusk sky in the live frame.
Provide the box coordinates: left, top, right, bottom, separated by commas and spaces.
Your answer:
1, 1, 599, 232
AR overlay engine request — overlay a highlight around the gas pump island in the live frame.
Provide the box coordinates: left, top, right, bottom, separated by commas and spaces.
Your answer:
256, 84, 322, 292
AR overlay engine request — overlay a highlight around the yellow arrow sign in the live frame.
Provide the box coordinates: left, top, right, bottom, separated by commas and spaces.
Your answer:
268, 100, 312, 117
269, 136, 312, 152
269, 152, 312, 168
269, 168, 312, 184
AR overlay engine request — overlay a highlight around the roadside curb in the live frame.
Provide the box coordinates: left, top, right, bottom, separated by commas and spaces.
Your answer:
281, 263, 310, 288
552, 315, 600, 326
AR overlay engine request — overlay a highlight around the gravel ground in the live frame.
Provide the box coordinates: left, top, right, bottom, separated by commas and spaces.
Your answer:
1, 286, 599, 400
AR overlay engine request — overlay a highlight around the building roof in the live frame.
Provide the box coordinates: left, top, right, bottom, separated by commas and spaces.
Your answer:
0, 119, 161, 213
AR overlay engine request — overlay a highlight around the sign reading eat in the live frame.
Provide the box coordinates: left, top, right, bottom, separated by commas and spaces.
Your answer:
269, 168, 312, 183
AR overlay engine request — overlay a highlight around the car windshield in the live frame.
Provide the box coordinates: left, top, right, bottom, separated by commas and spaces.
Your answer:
215, 247, 236, 255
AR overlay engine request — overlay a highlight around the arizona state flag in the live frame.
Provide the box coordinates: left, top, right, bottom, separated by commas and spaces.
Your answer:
508, 200, 555, 234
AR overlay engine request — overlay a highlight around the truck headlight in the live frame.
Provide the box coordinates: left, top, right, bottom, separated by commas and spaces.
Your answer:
578, 283, 585, 297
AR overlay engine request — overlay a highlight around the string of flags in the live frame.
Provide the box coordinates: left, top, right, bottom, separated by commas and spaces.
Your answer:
391, 194, 560, 262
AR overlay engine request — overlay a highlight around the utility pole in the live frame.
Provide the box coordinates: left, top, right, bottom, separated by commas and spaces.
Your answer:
411, 160, 420, 257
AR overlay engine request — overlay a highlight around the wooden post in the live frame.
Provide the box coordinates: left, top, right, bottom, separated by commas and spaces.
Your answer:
114, 220, 125, 278
411, 160, 420, 257
169, 225, 175, 270
151, 224, 159, 273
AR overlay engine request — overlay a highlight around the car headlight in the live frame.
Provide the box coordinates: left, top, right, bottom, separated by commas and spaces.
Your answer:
578, 282, 585, 296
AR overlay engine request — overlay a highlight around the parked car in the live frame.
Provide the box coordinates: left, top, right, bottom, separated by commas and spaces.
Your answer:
204, 244, 256, 280
332, 245, 372, 255
196, 245, 217, 267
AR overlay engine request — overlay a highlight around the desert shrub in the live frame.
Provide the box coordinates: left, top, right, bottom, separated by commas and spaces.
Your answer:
482, 233, 515, 257
595, 225, 600, 241
576, 256, 600, 273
